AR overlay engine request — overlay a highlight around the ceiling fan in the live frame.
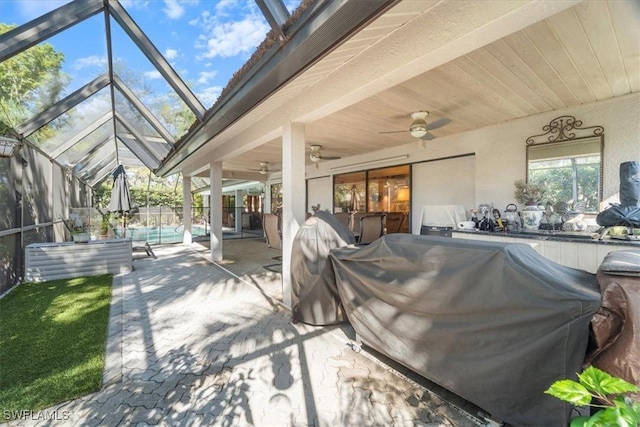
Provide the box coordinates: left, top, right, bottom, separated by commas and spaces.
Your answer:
379, 111, 451, 140
248, 162, 270, 175
310, 145, 341, 162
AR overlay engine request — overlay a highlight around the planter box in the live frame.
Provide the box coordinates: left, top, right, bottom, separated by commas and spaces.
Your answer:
25, 238, 132, 282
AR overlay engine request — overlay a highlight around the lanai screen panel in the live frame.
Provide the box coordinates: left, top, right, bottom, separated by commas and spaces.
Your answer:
2, 13, 108, 145
109, 17, 194, 141
56, 120, 114, 168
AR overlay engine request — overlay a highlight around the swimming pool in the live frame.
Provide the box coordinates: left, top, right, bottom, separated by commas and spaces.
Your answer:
124, 225, 208, 244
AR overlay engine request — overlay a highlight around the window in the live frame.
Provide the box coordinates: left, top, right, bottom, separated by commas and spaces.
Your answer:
270, 183, 283, 214
333, 165, 410, 213
333, 172, 365, 213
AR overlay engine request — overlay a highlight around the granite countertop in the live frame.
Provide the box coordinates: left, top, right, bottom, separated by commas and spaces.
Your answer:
453, 229, 640, 247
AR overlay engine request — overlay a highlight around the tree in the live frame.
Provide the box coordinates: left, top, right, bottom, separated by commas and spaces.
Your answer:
0, 23, 69, 141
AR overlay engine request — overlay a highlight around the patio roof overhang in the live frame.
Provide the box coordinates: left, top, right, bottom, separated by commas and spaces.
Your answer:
155, 0, 399, 177
155, 0, 638, 182
2, 1, 638, 189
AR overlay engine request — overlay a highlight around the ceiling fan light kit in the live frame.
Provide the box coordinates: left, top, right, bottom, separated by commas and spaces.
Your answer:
309, 145, 340, 162
409, 111, 429, 138
379, 111, 451, 140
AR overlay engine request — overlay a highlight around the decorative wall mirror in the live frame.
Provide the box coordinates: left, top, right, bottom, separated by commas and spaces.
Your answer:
526, 116, 603, 213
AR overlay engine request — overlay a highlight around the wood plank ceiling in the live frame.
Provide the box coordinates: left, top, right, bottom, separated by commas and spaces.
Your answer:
220, 1, 639, 175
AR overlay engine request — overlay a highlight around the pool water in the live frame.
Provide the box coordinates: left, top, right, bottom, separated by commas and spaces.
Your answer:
123, 225, 208, 244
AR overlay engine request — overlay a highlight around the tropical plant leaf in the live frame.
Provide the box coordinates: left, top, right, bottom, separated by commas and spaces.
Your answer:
600, 377, 640, 395
578, 366, 612, 395
579, 366, 639, 395
587, 406, 640, 427
615, 397, 640, 426
545, 380, 592, 405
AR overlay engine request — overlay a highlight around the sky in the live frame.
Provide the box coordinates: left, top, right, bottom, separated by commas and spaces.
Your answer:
0, 0, 302, 108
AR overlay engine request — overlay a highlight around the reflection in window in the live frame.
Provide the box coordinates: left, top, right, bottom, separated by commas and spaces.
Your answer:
527, 137, 601, 213
525, 116, 603, 214
334, 172, 365, 213
367, 166, 410, 213
271, 183, 283, 214
333, 165, 410, 214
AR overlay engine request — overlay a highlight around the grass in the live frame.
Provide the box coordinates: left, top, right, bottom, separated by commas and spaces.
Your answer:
0, 274, 113, 417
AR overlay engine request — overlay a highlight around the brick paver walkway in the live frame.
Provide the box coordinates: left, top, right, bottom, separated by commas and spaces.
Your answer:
4, 243, 477, 426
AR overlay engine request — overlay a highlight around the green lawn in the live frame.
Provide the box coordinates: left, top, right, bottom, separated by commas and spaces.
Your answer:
0, 274, 113, 417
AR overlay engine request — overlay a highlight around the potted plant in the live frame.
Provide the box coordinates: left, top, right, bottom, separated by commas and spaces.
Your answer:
62, 213, 90, 243
514, 179, 546, 230
514, 179, 546, 205
545, 366, 640, 427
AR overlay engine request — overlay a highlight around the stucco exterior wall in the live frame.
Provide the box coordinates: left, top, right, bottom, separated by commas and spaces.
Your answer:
306, 93, 639, 226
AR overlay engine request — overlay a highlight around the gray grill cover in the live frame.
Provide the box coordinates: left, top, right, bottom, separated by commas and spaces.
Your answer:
329, 234, 601, 427
291, 211, 356, 325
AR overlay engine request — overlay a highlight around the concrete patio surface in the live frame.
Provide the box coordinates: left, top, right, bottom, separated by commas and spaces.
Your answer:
4, 238, 481, 427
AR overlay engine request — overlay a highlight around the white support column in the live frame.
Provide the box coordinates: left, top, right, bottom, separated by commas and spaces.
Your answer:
235, 189, 243, 232
209, 162, 223, 261
281, 122, 306, 308
182, 175, 192, 245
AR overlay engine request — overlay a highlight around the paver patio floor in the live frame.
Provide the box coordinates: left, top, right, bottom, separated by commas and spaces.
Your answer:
4, 240, 478, 426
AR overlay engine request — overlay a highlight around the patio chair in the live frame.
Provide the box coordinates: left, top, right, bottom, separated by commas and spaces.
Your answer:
263, 213, 281, 250
334, 212, 351, 231
262, 213, 282, 272
113, 228, 156, 258
384, 212, 405, 234
132, 241, 156, 258
352, 212, 366, 232
358, 214, 385, 244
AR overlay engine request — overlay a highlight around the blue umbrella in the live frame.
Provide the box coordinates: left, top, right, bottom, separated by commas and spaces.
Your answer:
108, 165, 132, 237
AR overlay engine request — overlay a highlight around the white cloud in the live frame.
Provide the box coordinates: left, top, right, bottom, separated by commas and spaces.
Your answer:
164, 49, 178, 60
197, 71, 217, 85
72, 55, 107, 70
144, 70, 162, 80
197, 86, 222, 107
119, 0, 150, 11
163, 0, 185, 19
15, 0, 70, 21
214, 0, 236, 17
196, 16, 269, 59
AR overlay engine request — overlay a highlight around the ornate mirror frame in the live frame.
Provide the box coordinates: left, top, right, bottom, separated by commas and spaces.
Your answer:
525, 116, 604, 212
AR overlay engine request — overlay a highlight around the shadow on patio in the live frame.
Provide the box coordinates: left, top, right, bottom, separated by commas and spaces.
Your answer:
8, 241, 476, 426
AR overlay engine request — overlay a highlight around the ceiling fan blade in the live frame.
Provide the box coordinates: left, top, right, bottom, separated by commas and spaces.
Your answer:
378, 130, 408, 135
425, 117, 451, 131
420, 132, 436, 141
